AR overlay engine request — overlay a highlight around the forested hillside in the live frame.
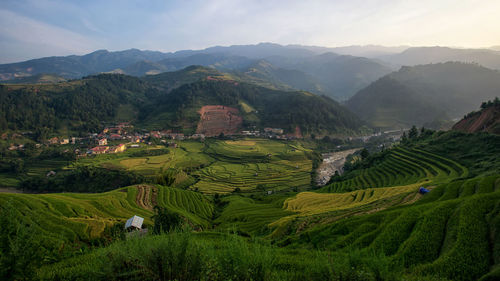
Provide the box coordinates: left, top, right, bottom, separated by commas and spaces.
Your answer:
146, 79, 365, 134
347, 62, 500, 129
0, 70, 365, 136
0, 74, 158, 134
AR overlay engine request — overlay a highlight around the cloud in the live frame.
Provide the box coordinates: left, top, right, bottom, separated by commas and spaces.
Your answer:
0, 9, 100, 62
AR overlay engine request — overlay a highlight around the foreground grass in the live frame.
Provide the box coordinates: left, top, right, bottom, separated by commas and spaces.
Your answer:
37, 231, 434, 281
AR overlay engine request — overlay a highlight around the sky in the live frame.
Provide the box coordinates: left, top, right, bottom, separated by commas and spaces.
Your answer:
1, 0, 499, 63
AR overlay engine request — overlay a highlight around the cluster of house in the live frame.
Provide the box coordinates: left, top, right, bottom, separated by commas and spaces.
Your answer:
241, 127, 303, 140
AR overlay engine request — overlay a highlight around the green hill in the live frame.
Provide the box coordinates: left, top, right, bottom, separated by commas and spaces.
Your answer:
347, 62, 500, 130
145, 79, 365, 135
0, 74, 157, 133
3, 73, 67, 84
0, 70, 365, 135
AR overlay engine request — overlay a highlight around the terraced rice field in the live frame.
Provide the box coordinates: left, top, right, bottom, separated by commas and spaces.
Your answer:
292, 174, 500, 281
321, 147, 467, 193
284, 183, 422, 215
0, 186, 151, 241
0, 185, 214, 241
214, 195, 293, 235
77, 139, 313, 193
193, 160, 311, 193
157, 186, 214, 228
117, 147, 213, 177
190, 139, 313, 193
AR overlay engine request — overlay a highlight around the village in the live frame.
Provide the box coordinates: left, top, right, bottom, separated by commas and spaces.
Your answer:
2, 121, 303, 158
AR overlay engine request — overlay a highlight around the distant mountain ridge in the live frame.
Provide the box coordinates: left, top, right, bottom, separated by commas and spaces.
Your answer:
0, 48, 170, 81
381, 46, 500, 69
4, 43, 500, 101
346, 62, 500, 130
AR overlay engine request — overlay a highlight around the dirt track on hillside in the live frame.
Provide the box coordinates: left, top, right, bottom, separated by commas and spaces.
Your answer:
135, 185, 158, 211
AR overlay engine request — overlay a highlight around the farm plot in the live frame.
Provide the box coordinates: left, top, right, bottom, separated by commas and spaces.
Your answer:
0, 184, 217, 242
321, 147, 467, 193
191, 139, 313, 193
214, 195, 293, 235
288, 174, 500, 281
157, 186, 214, 228
284, 183, 421, 215
0, 186, 151, 241
192, 159, 311, 193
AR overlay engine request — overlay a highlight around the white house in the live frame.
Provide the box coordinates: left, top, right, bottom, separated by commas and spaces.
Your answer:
125, 215, 144, 230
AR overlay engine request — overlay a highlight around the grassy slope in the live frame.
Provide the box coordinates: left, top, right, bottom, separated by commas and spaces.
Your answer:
0, 185, 213, 241
193, 139, 312, 193
285, 175, 500, 281
320, 147, 467, 193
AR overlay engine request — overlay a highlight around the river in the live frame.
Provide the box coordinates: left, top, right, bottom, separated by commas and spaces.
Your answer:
315, 148, 360, 186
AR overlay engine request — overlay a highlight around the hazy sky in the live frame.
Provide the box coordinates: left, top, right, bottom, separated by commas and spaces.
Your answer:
1, 0, 499, 63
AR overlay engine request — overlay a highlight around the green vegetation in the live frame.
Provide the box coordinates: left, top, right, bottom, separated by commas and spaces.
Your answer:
0, 128, 499, 280
147, 79, 364, 134
1, 68, 365, 135
283, 175, 500, 281
321, 146, 467, 193
36, 231, 404, 281
347, 62, 500, 129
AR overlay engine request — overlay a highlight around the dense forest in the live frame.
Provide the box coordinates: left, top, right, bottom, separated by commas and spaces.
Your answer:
0, 71, 366, 136
148, 79, 365, 134
0, 74, 159, 134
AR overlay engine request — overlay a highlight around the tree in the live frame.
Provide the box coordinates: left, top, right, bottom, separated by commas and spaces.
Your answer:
360, 148, 369, 160
408, 126, 418, 139
152, 206, 182, 234
401, 132, 408, 143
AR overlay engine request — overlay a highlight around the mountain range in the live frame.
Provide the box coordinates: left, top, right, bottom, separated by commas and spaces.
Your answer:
3, 43, 500, 102
346, 62, 500, 130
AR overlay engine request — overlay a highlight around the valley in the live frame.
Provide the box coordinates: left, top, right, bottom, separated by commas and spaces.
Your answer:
1, 43, 500, 281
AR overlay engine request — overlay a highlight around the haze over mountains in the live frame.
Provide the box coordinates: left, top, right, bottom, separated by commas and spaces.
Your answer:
3, 43, 500, 102
347, 62, 500, 130
2, 42, 500, 131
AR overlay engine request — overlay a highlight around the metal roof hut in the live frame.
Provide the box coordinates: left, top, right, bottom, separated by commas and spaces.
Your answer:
125, 215, 144, 230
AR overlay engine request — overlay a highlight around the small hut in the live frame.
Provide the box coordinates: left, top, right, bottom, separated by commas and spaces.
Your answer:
125, 215, 144, 230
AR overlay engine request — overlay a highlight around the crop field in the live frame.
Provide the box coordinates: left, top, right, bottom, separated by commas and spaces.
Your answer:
0, 185, 214, 241
192, 160, 311, 193
214, 194, 294, 235
0, 173, 20, 187
74, 139, 313, 193
157, 186, 214, 228
320, 147, 467, 193
289, 174, 500, 281
190, 139, 312, 193
81, 143, 214, 177
284, 183, 422, 215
